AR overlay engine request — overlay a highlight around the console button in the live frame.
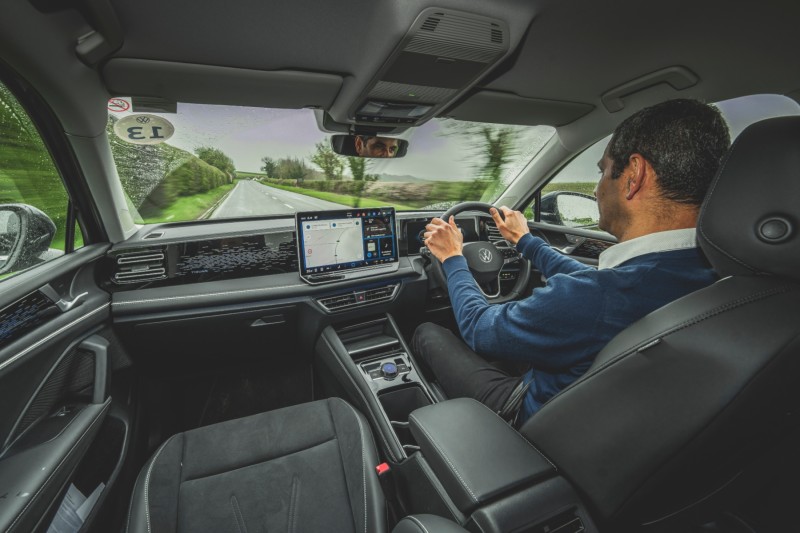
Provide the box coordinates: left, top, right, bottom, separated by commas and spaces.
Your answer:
381, 362, 399, 379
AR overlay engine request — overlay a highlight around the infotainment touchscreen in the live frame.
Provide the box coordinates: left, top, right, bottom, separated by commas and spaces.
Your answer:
295, 207, 400, 284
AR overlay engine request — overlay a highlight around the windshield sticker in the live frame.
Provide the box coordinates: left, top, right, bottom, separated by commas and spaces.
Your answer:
107, 98, 131, 112
113, 114, 175, 145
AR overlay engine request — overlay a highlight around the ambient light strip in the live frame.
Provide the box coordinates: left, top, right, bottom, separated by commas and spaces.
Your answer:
0, 304, 110, 374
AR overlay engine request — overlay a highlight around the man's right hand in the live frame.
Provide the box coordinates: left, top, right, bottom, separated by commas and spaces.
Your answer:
489, 206, 530, 245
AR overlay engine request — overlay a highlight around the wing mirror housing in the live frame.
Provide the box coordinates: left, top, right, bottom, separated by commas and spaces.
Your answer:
540, 191, 599, 228
0, 204, 57, 274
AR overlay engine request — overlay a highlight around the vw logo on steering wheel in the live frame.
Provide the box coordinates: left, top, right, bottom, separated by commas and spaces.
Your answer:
478, 248, 493, 263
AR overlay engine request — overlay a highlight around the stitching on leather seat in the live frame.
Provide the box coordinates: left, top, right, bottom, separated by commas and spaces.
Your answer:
540, 285, 794, 414
409, 414, 478, 503
407, 515, 430, 533
182, 436, 337, 483
474, 401, 557, 471
144, 435, 178, 533
337, 398, 368, 533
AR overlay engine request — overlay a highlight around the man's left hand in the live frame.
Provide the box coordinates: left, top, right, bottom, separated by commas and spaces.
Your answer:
423, 216, 463, 262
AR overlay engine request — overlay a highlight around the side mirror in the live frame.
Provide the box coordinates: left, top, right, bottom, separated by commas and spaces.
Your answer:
0, 204, 57, 275
540, 191, 599, 228
330, 135, 408, 158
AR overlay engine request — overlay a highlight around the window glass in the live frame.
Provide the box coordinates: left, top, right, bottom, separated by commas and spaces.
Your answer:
106, 100, 555, 222
528, 94, 800, 231
0, 81, 80, 280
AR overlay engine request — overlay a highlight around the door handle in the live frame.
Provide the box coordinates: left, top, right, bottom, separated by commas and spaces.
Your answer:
39, 284, 88, 312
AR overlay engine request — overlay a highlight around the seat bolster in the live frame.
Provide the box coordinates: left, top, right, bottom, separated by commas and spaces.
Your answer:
329, 397, 387, 533
126, 434, 184, 533
392, 514, 469, 533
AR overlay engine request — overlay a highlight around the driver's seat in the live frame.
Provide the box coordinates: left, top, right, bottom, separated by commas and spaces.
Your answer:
517, 116, 800, 530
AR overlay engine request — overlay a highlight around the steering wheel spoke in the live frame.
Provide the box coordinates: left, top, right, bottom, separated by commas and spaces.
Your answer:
425, 202, 531, 304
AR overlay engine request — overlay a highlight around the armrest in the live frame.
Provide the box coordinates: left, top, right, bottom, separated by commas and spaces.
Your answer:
409, 398, 556, 513
393, 515, 469, 533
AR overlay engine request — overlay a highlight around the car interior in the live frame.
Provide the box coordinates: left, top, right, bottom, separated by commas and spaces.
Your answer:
0, 0, 799, 532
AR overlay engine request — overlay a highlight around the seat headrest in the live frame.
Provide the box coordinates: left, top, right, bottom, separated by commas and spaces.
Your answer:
698, 116, 800, 280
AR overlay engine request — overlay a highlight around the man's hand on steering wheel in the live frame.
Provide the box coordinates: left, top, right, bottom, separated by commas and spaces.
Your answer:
489, 206, 530, 245
421, 202, 532, 304
423, 216, 463, 263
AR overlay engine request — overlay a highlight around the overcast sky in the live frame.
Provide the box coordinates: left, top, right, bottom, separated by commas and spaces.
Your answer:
108, 93, 800, 186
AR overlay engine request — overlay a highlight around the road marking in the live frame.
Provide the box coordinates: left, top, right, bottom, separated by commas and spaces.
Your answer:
284, 204, 294, 209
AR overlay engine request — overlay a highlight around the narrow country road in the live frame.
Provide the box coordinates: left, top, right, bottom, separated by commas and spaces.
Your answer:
210, 180, 349, 218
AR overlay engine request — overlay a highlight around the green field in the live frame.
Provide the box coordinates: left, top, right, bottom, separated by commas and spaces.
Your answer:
541, 181, 596, 196
262, 182, 418, 211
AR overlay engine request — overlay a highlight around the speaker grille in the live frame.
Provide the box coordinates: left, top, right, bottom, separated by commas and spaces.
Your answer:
368, 81, 456, 103
406, 13, 506, 63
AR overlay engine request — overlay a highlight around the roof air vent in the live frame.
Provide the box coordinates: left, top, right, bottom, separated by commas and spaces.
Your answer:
112, 248, 167, 284
421, 16, 442, 32
490, 27, 503, 44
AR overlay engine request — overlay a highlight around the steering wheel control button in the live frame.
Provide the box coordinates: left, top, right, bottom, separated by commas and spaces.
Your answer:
758, 217, 793, 243
381, 362, 399, 380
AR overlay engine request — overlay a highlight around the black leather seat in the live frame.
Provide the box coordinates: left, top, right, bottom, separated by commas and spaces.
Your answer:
518, 116, 800, 530
126, 398, 386, 533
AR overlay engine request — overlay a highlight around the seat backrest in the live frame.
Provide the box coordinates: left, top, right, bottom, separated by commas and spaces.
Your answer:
518, 116, 800, 531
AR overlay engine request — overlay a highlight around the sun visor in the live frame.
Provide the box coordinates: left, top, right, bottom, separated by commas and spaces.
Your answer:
102, 58, 343, 109
446, 90, 594, 126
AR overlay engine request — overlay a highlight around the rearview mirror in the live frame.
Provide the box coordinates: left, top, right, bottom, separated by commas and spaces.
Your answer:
331, 135, 408, 158
540, 191, 599, 228
0, 204, 57, 275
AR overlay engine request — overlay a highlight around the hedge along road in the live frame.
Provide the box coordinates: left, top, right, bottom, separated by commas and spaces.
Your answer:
210, 179, 348, 218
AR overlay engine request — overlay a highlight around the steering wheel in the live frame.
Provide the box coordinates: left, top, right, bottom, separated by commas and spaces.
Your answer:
424, 202, 531, 304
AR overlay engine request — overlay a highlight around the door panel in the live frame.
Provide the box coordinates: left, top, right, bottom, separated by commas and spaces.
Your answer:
529, 221, 617, 268
0, 244, 112, 532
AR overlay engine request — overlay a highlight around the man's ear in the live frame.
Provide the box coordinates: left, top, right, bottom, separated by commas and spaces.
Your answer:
625, 153, 648, 200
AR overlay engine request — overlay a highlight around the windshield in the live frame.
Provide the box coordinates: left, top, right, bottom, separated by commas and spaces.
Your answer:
106, 101, 554, 223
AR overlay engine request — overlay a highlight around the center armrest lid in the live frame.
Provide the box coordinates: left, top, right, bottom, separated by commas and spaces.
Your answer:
408, 398, 557, 514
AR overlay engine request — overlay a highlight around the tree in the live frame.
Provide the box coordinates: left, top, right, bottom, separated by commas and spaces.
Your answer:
275, 157, 309, 183
195, 146, 236, 180
440, 122, 521, 201
347, 156, 366, 181
311, 140, 344, 180
260, 156, 277, 178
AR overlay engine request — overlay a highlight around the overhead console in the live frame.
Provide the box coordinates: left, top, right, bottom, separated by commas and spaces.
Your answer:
348, 8, 510, 128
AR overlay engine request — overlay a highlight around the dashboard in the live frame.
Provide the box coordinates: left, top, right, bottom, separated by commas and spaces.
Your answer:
102, 210, 612, 324
102, 213, 491, 293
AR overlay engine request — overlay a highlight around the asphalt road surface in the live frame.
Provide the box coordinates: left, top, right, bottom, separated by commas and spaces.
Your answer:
210, 180, 349, 218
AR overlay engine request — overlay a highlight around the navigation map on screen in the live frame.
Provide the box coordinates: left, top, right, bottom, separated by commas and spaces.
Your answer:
296, 208, 397, 279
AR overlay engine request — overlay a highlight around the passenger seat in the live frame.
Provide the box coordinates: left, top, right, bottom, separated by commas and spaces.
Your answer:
126, 398, 386, 533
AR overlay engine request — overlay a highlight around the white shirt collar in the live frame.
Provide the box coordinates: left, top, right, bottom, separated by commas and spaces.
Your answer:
598, 228, 698, 269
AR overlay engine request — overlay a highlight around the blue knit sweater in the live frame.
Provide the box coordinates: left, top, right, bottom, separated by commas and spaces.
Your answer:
441, 232, 717, 423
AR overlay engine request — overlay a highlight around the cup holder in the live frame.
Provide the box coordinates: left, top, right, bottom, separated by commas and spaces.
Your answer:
378, 385, 431, 447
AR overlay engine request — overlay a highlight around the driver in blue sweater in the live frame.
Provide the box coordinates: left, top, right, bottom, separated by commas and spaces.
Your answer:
414, 99, 731, 425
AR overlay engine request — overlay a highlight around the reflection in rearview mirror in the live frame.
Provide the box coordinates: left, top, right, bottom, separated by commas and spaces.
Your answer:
331, 135, 408, 158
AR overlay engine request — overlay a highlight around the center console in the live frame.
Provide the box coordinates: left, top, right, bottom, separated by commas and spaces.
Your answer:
315, 315, 435, 463
314, 314, 599, 533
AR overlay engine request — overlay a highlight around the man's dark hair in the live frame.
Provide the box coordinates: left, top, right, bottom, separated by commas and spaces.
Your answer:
608, 99, 731, 205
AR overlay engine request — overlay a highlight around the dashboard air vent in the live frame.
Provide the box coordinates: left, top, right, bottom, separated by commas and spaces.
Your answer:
317, 284, 399, 312
113, 249, 167, 284
485, 221, 505, 243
